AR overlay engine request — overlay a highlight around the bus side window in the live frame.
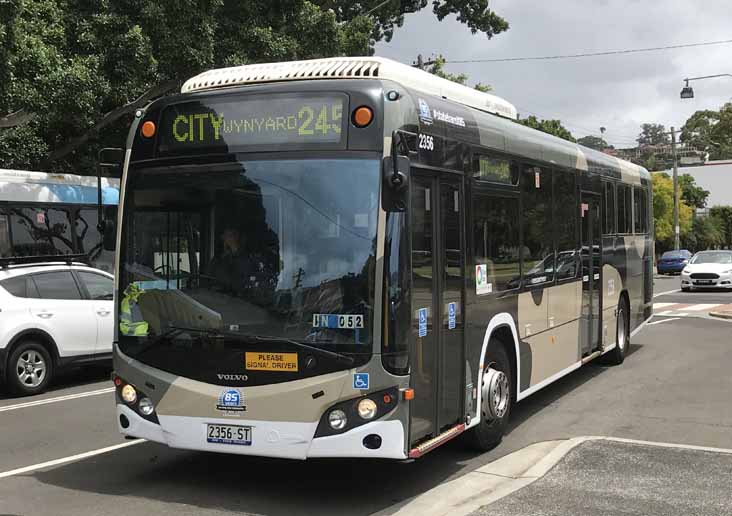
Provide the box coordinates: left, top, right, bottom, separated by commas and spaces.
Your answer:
604, 182, 616, 235
0, 214, 10, 257
521, 166, 554, 285
472, 194, 520, 292
554, 170, 578, 280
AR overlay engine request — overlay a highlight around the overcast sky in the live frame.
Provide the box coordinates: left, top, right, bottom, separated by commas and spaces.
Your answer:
375, 0, 732, 148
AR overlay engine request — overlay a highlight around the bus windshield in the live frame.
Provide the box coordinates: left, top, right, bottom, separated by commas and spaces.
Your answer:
118, 158, 380, 368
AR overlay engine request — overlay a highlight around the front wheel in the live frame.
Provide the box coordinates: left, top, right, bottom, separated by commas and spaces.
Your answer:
7, 340, 54, 396
465, 343, 513, 451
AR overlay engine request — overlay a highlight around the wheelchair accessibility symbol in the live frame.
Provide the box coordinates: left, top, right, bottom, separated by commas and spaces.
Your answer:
353, 373, 369, 390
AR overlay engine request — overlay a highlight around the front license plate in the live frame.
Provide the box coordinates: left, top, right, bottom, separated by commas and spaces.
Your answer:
696, 280, 713, 285
206, 424, 252, 445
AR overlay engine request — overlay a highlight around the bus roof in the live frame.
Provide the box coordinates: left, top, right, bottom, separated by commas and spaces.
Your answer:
181, 56, 519, 121
0, 169, 119, 205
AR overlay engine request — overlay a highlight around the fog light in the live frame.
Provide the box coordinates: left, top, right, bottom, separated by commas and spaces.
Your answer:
138, 397, 155, 416
121, 384, 137, 404
328, 409, 347, 430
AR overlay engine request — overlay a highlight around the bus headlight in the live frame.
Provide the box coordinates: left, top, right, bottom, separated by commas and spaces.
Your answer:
138, 397, 155, 416
121, 384, 137, 404
328, 409, 348, 430
357, 398, 378, 420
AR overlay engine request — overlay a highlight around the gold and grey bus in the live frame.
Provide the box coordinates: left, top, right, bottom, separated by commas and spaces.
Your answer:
111, 57, 653, 459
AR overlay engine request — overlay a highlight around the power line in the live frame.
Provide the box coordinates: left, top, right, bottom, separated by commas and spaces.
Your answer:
448, 38, 732, 63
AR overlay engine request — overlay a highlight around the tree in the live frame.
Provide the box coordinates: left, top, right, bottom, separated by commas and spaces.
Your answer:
426, 55, 492, 92
517, 115, 576, 143
682, 215, 723, 252
678, 174, 710, 210
637, 123, 669, 146
709, 206, 732, 248
577, 135, 608, 151
680, 102, 732, 161
652, 173, 693, 248
0, 0, 510, 174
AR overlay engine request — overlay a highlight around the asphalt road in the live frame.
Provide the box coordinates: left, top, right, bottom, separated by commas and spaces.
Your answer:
1, 276, 731, 516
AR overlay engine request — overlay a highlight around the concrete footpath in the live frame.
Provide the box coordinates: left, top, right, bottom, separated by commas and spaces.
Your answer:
388, 437, 732, 516
709, 303, 732, 320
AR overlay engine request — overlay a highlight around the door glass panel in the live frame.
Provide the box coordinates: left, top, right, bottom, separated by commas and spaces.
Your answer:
410, 176, 436, 440
580, 196, 601, 353
439, 180, 463, 428
31, 271, 82, 300
0, 215, 10, 257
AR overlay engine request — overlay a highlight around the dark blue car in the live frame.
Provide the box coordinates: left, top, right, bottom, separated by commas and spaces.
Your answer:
657, 250, 692, 274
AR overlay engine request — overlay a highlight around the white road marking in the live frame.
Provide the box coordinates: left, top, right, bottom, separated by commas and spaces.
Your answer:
0, 439, 146, 479
648, 318, 680, 326
653, 302, 675, 309
676, 313, 690, 317
656, 310, 673, 316
653, 289, 681, 298
685, 303, 720, 311
0, 387, 115, 413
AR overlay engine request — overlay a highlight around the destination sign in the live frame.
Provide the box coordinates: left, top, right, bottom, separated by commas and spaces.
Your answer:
157, 94, 345, 153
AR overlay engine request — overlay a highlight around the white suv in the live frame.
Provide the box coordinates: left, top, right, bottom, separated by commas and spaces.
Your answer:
0, 261, 114, 396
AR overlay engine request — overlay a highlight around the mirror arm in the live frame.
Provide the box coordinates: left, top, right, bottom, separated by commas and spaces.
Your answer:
389, 131, 408, 190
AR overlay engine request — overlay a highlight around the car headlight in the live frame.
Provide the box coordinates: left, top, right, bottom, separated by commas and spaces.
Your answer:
328, 409, 348, 430
682, 267, 691, 274
121, 384, 137, 404
723, 269, 732, 275
357, 398, 378, 420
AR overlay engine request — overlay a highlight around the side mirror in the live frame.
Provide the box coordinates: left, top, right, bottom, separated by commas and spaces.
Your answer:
382, 156, 410, 212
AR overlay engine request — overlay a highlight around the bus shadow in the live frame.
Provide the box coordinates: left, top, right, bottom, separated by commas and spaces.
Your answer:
28, 346, 643, 516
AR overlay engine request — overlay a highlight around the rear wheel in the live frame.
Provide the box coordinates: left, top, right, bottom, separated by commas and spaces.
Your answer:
466, 343, 513, 451
7, 341, 53, 396
604, 299, 629, 365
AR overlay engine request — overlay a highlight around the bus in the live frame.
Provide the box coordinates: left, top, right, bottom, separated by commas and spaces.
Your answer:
110, 57, 653, 460
0, 169, 119, 272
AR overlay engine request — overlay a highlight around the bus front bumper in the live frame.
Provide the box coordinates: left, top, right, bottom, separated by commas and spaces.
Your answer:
116, 403, 407, 460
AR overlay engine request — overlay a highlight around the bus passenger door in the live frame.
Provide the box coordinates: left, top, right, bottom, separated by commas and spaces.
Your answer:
409, 171, 465, 443
580, 194, 602, 355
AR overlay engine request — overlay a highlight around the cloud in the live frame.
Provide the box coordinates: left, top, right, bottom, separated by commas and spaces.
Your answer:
375, 0, 732, 147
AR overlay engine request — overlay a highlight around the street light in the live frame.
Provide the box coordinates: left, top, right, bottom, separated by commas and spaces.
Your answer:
680, 74, 732, 99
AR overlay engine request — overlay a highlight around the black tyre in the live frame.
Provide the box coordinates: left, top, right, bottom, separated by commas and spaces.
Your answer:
466, 342, 513, 451
7, 340, 53, 396
604, 298, 629, 365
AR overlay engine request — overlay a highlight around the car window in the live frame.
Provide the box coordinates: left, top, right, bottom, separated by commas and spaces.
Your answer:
661, 251, 682, 259
78, 271, 113, 300
691, 252, 732, 265
31, 271, 82, 300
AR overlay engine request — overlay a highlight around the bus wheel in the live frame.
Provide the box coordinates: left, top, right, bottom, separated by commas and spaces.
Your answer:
466, 343, 513, 451
604, 299, 629, 366
7, 340, 53, 396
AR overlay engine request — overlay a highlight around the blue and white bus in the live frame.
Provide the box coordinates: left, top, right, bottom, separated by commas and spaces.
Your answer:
0, 169, 119, 272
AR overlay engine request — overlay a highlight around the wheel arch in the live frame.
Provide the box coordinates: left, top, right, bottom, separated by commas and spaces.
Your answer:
5, 329, 60, 370
466, 313, 521, 430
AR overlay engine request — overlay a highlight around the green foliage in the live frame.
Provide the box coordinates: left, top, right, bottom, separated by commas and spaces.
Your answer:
426, 55, 492, 92
577, 135, 608, 151
682, 215, 724, 252
652, 173, 693, 246
709, 206, 732, 248
0, 0, 510, 174
678, 173, 709, 210
517, 115, 576, 143
637, 123, 668, 146
681, 102, 732, 161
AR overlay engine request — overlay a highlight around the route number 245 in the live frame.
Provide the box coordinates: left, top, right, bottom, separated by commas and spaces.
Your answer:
418, 134, 434, 151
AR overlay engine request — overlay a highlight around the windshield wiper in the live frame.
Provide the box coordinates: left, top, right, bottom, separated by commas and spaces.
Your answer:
243, 334, 355, 366
146, 326, 356, 366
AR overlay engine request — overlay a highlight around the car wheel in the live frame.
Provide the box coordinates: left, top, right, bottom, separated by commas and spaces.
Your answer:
7, 340, 53, 396
465, 342, 513, 451
604, 298, 629, 365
